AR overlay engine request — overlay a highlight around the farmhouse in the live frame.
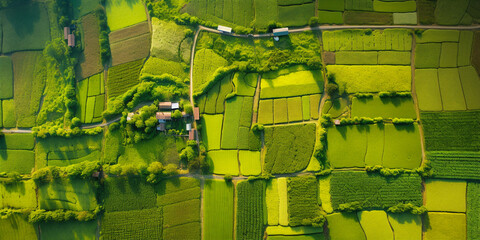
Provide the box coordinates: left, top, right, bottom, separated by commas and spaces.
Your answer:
217, 25, 232, 34
67, 34, 75, 47
273, 27, 289, 36
158, 102, 179, 110
193, 107, 200, 120
189, 129, 197, 140
156, 112, 172, 122
64, 27, 70, 39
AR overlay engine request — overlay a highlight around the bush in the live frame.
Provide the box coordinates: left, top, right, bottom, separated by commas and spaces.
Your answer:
337, 201, 363, 212
392, 118, 415, 125
379, 91, 411, 98
326, 83, 338, 97
387, 203, 427, 214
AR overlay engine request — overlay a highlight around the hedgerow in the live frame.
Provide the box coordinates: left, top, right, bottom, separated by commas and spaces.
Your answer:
31, 161, 101, 183
96, 7, 111, 65
28, 206, 102, 223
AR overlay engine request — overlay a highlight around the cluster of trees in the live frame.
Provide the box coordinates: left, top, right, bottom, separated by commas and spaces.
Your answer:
103, 80, 189, 119
338, 116, 384, 126
55, 0, 72, 27
392, 118, 415, 125
31, 161, 101, 183
96, 7, 111, 65
32, 124, 102, 138
314, 115, 332, 168
123, 104, 158, 144
365, 160, 432, 177
179, 140, 209, 173
103, 162, 178, 184
0, 171, 22, 184
379, 91, 411, 98
387, 203, 427, 215
29, 206, 102, 223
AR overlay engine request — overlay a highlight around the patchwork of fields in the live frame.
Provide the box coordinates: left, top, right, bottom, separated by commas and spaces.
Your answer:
0, 0, 479, 239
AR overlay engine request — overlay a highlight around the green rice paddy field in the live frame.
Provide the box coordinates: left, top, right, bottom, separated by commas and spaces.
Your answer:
0, 2, 479, 239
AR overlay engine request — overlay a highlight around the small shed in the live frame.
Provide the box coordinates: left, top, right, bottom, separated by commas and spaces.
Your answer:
189, 129, 196, 140
217, 25, 232, 34
157, 123, 166, 131
127, 112, 135, 121
159, 102, 172, 110
193, 107, 200, 121
186, 123, 192, 131
67, 34, 75, 47
273, 27, 289, 36
64, 27, 70, 40
156, 112, 172, 122
334, 119, 341, 126
171, 102, 180, 110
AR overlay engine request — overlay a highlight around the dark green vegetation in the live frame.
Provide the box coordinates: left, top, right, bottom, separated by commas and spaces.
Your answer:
264, 123, 316, 174
236, 180, 265, 240
103, 177, 156, 212
468, 182, 480, 240
106, 59, 144, 99
329, 171, 423, 211
287, 176, 323, 226
421, 111, 480, 151
101, 208, 163, 240
428, 151, 480, 180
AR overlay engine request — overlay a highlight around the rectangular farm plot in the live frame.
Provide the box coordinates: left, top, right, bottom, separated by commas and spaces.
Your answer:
0, 214, 38, 239
274, 98, 288, 124
266, 179, 279, 225
351, 96, 416, 119
416, 30, 460, 43
0, 56, 13, 99
335, 51, 378, 65
439, 42, 458, 68
414, 69, 443, 111
258, 99, 273, 124
329, 171, 423, 210
287, 176, 322, 226
1, 2, 51, 53
221, 97, 243, 149
260, 70, 323, 99
357, 211, 394, 240
427, 151, 480, 180
38, 178, 98, 211
459, 66, 480, 110
40, 221, 97, 240
287, 97, 303, 122
326, 65, 411, 93
378, 51, 411, 65
0, 150, 34, 174
264, 124, 316, 174
322, 29, 412, 52
327, 125, 367, 168
421, 111, 480, 151
326, 212, 366, 240
458, 31, 473, 66
101, 208, 163, 240
0, 180, 37, 209
383, 124, 422, 169
387, 213, 422, 240
76, 13, 103, 80
110, 32, 151, 67
2, 99, 15, 128
0, 133, 35, 150
425, 179, 466, 212
277, 3, 315, 27
204, 179, 234, 240
424, 212, 466, 240
156, 177, 200, 207
235, 180, 265, 240
302, 96, 310, 121
438, 68, 466, 110
200, 114, 223, 150
239, 150, 261, 176
103, 177, 156, 212
415, 43, 441, 68
233, 72, 257, 97
265, 226, 323, 236
278, 178, 289, 226
106, 59, 143, 99
207, 150, 239, 175
467, 182, 480, 240
105, 0, 147, 31
310, 94, 320, 119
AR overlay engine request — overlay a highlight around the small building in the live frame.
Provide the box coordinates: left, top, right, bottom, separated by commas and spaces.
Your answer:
273, 27, 289, 36
217, 25, 232, 34
127, 112, 134, 121
171, 102, 180, 110
334, 119, 341, 126
159, 102, 172, 110
186, 123, 192, 131
189, 129, 196, 140
67, 34, 75, 47
157, 123, 166, 131
193, 107, 200, 121
64, 27, 70, 40
156, 112, 172, 123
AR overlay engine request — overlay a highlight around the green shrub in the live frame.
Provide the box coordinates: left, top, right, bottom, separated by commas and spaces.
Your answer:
392, 118, 415, 125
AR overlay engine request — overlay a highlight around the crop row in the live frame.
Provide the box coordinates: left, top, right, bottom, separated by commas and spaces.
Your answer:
236, 180, 265, 240
428, 151, 480, 180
